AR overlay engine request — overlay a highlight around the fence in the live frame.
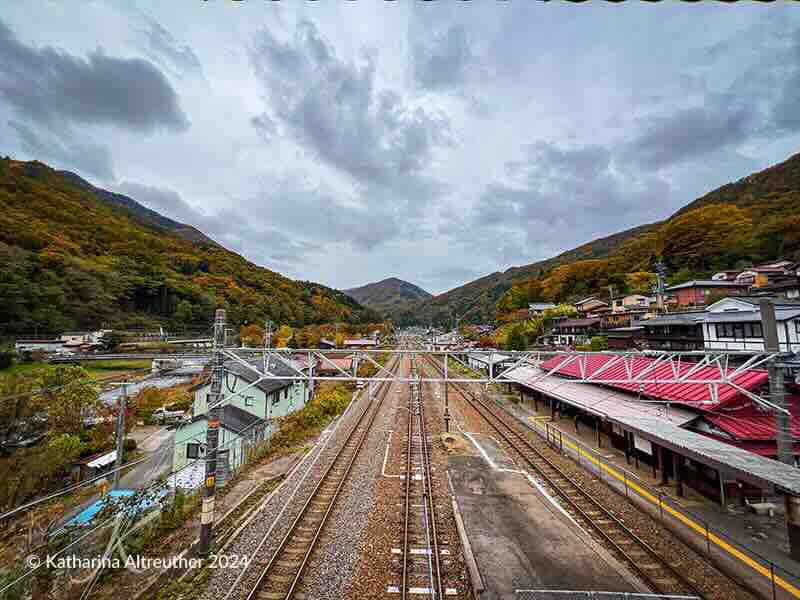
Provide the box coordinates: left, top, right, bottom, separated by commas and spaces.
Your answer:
495, 396, 800, 600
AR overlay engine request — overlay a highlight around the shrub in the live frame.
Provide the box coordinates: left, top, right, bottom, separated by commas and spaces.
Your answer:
589, 336, 608, 351
123, 438, 137, 453
0, 350, 14, 370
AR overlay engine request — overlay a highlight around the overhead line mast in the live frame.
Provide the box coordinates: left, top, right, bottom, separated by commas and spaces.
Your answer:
199, 308, 226, 556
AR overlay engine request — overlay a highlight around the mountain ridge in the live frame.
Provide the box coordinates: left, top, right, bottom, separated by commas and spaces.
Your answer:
56, 170, 216, 246
0, 157, 381, 334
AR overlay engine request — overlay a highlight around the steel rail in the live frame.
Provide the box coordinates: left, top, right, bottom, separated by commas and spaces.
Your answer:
424, 355, 704, 600
244, 355, 400, 600
401, 360, 413, 600
416, 358, 445, 600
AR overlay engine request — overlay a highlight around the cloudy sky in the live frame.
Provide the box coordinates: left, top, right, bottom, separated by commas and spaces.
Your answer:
2, 2, 800, 294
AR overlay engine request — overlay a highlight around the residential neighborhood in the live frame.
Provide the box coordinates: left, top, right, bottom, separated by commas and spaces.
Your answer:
529, 260, 800, 353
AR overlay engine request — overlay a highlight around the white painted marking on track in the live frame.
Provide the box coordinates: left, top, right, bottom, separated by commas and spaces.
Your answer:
462, 431, 583, 530
381, 430, 402, 478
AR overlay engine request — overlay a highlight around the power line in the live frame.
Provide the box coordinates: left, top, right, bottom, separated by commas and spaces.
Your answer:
0, 358, 286, 523
0, 365, 157, 405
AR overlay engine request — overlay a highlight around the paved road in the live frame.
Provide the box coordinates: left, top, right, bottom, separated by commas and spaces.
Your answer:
120, 427, 176, 489
60, 427, 176, 527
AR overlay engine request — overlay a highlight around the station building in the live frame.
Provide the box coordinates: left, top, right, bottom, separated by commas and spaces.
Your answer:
503, 354, 800, 512
466, 351, 516, 378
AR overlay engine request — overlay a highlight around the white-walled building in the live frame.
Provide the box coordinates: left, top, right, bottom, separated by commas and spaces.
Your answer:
701, 297, 800, 352
466, 351, 516, 378
14, 339, 67, 353
610, 294, 656, 313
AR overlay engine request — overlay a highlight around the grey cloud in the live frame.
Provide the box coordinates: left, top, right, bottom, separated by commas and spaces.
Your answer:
413, 25, 474, 91
0, 20, 189, 133
455, 141, 672, 265
141, 19, 203, 77
250, 20, 450, 187
117, 181, 199, 224
619, 19, 800, 170
252, 181, 403, 252
10, 120, 114, 181
622, 106, 754, 170
117, 181, 313, 268
251, 114, 277, 140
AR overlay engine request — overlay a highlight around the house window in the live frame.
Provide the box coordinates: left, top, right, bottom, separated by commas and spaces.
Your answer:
715, 322, 762, 339
187, 443, 200, 459
745, 322, 762, 338
795, 321, 800, 335
271, 393, 280, 406
244, 396, 254, 407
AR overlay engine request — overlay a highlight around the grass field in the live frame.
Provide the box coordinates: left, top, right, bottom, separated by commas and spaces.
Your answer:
0, 359, 153, 383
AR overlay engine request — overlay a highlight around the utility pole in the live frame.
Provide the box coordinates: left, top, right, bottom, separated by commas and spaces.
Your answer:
443, 352, 450, 433
265, 320, 274, 350
763, 299, 800, 562
760, 299, 791, 464
655, 260, 667, 313
111, 382, 131, 490
199, 308, 226, 556
264, 319, 274, 373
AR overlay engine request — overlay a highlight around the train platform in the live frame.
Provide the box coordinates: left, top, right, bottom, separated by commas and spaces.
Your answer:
447, 432, 647, 599
490, 387, 800, 600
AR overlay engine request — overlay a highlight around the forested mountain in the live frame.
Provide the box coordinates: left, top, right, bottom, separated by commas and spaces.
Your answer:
344, 277, 432, 317
56, 170, 215, 246
0, 157, 381, 335
404, 151, 800, 325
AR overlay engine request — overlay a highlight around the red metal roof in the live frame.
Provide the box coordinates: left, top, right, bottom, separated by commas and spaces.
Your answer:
704, 395, 800, 441
538, 354, 769, 411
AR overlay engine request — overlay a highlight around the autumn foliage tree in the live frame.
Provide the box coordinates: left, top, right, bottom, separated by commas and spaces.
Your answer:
39, 366, 99, 436
496, 202, 770, 318
240, 324, 264, 347
656, 204, 752, 273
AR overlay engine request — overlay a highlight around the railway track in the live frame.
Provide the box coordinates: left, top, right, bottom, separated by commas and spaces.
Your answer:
424, 355, 704, 600
243, 356, 400, 600
392, 355, 447, 599
213, 475, 284, 549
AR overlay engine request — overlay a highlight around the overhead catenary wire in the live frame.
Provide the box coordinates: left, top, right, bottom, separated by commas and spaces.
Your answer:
0, 364, 361, 598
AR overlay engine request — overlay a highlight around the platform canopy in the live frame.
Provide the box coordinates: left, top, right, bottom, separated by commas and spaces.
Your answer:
504, 365, 697, 427
506, 365, 800, 496
537, 353, 769, 411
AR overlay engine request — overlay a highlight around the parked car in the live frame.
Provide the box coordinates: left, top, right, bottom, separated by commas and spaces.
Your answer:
152, 407, 185, 424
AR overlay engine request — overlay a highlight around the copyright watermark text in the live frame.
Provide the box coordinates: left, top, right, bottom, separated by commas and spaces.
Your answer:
26, 553, 249, 571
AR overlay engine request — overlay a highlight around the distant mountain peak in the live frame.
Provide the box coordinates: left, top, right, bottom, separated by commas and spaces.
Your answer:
344, 277, 432, 315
